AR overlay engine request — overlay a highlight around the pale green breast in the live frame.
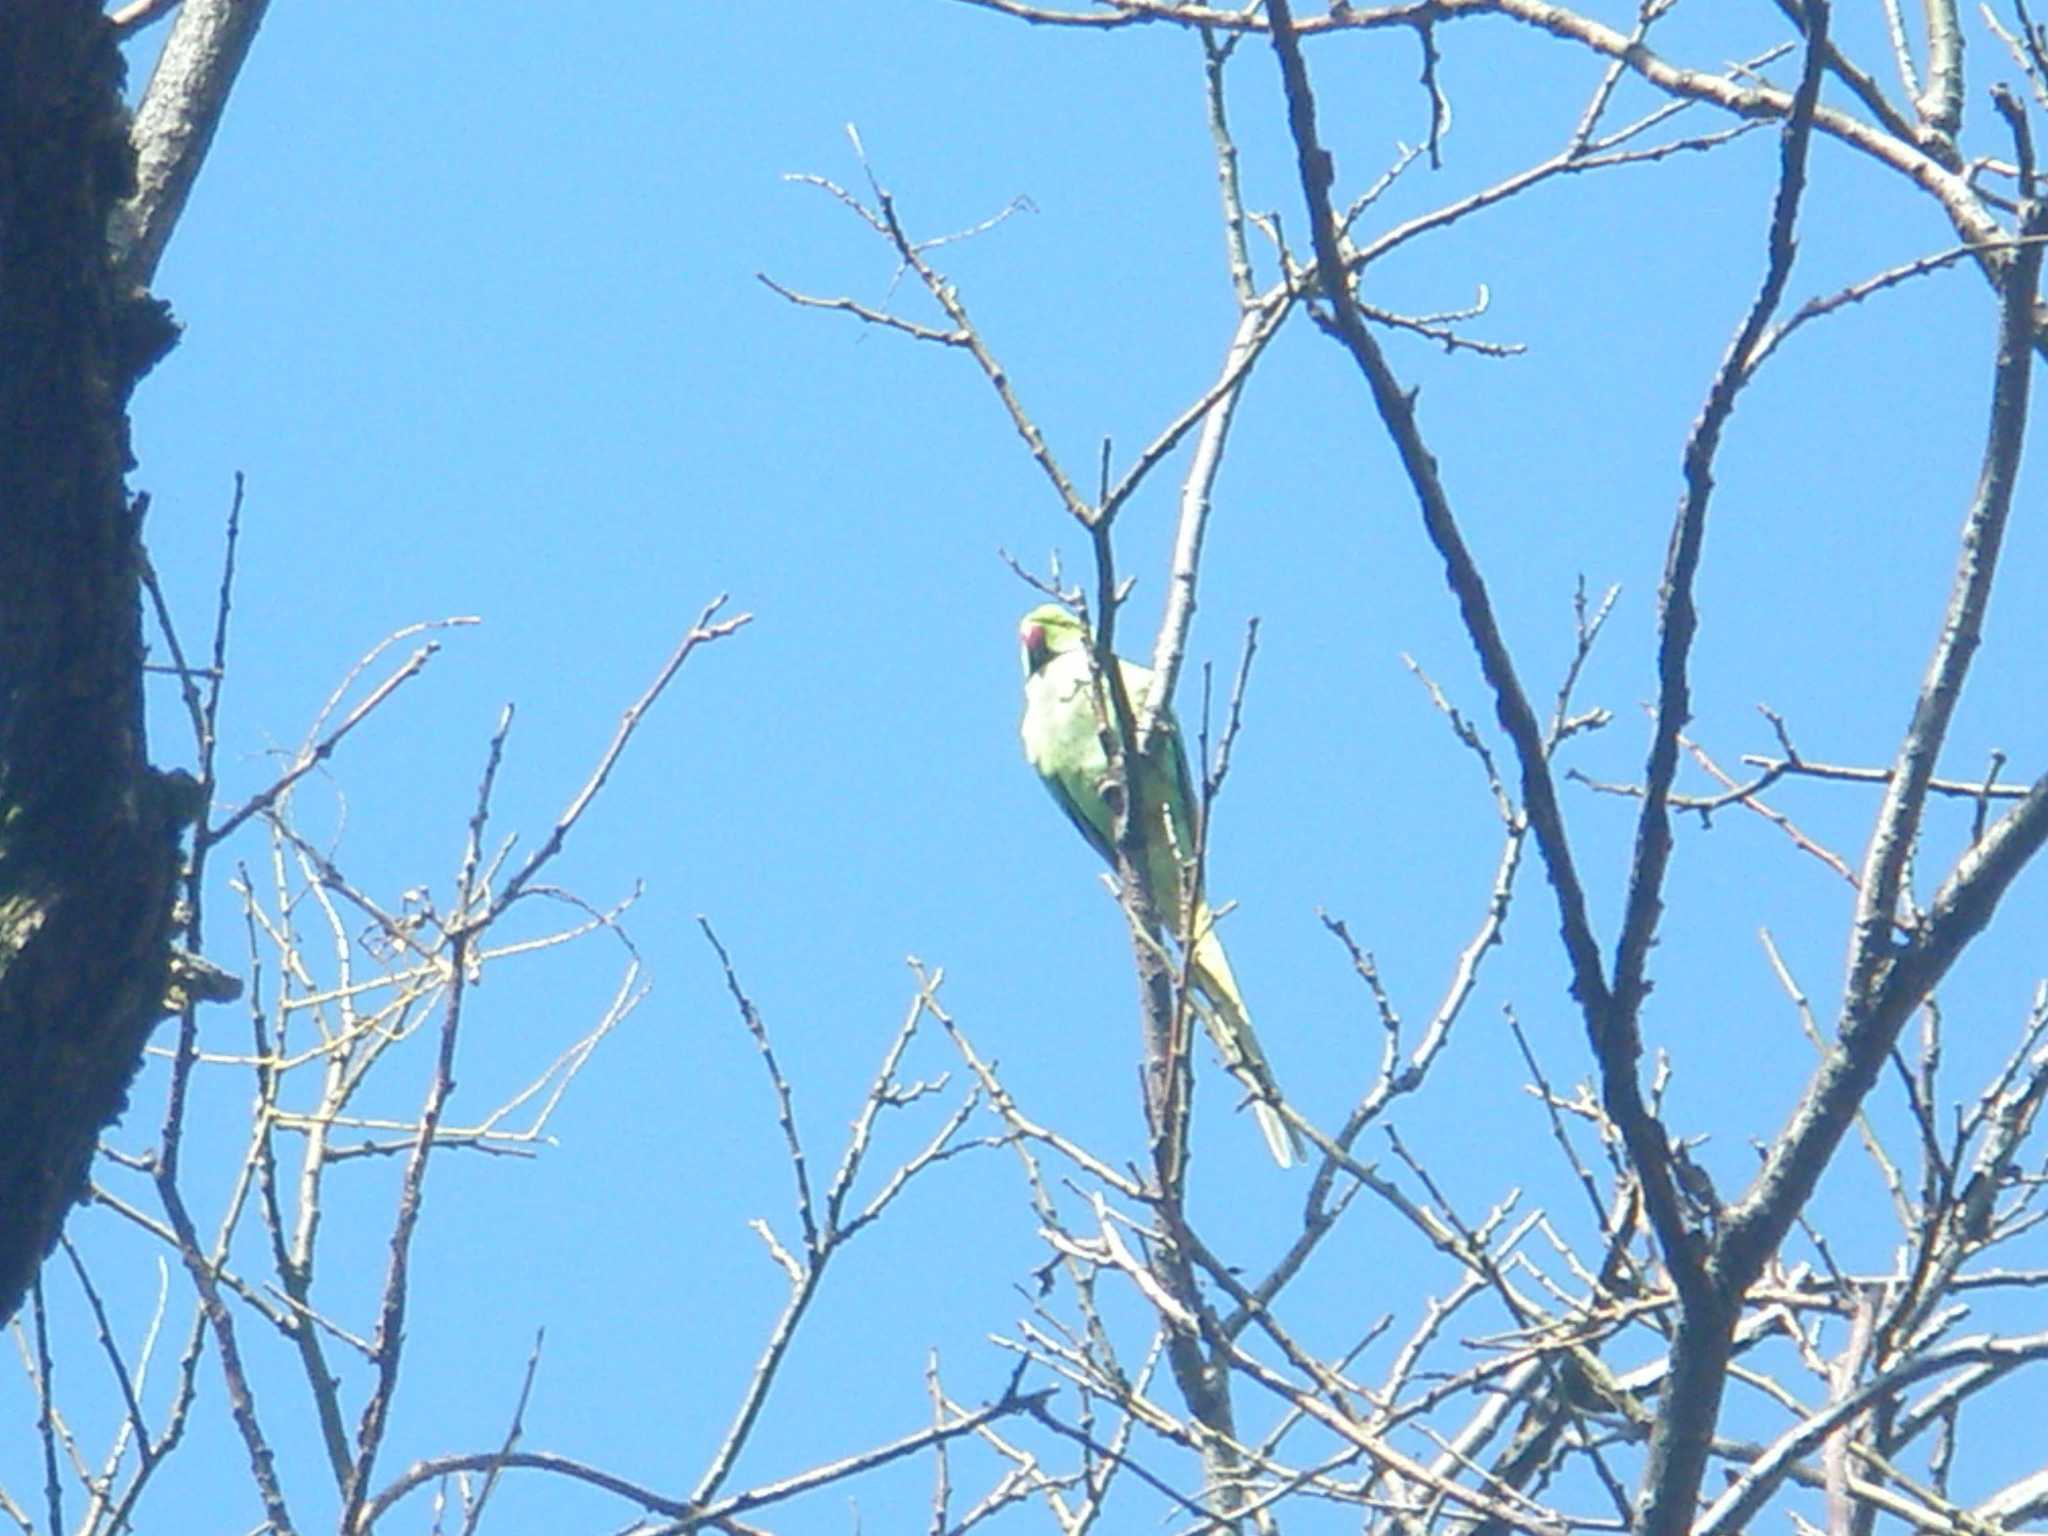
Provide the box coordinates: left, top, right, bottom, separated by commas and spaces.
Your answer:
1022, 649, 1117, 854
1022, 650, 1195, 911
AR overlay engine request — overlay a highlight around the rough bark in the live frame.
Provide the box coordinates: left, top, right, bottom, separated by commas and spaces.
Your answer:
0, 0, 184, 1329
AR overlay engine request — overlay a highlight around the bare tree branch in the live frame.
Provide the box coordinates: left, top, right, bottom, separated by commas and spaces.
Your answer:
113, 0, 274, 287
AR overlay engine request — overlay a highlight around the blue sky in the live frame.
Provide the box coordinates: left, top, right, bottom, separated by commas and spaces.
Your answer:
8, 3, 2047, 1531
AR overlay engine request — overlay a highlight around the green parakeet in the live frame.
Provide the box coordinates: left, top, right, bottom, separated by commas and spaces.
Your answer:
1018, 603, 1303, 1168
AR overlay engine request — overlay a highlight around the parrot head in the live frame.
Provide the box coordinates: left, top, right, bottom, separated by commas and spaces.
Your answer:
1018, 604, 1089, 677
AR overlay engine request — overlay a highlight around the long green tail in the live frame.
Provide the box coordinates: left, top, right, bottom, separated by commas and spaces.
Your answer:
1188, 911, 1305, 1169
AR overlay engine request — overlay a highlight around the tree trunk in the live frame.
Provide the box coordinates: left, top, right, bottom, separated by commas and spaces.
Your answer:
0, 0, 184, 1329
